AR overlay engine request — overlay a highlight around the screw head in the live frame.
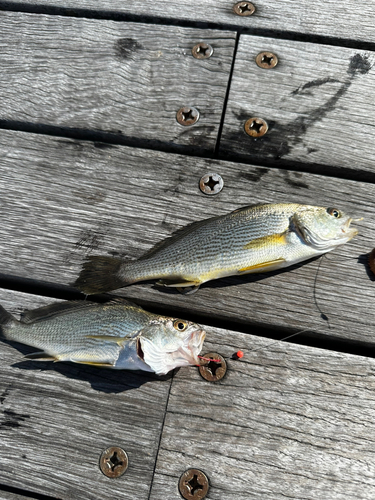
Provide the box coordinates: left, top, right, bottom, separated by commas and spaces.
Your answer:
199, 173, 224, 195
176, 107, 200, 126
99, 447, 128, 478
233, 1, 256, 16
198, 352, 227, 382
179, 468, 209, 500
192, 43, 214, 59
244, 117, 268, 137
256, 51, 278, 69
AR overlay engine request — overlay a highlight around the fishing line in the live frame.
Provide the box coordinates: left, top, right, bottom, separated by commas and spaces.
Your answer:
312, 255, 331, 326
248, 328, 315, 356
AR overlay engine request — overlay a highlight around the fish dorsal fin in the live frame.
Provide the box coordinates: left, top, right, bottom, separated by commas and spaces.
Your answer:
230, 203, 270, 214
20, 298, 133, 324
138, 217, 221, 260
139, 205, 270, 261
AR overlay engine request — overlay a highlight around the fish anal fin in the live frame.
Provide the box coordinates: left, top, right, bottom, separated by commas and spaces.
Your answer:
24, 351, 57, 361
238, 258, 286, 274
156, 279, 202, 288
72, 360, 114, 367
244, 232, 288, 251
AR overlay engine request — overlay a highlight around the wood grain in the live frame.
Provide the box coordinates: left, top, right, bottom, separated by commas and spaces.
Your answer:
0, 289, 172, 499
0, 130, 374, 346
7, 0, 375, 45
220, 35, 375, 176
151, 327, 375, 500
0, 491, 34, 500
0, 11, 235, 152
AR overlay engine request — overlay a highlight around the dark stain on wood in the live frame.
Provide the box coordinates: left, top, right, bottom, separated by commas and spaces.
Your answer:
291, 77, 341, 96
0, 388, 10, 404
282, 170, 309, 189
1, 409, 30, 429
237, 53, 373, 161
93, 142, 118, 150
74, 229, 103, 251
239, 167, 269, 183
114, 38, 142, 59
348, 53, 372, 75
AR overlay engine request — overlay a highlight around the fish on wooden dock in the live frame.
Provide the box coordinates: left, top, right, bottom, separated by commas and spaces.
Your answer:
75, 203, 360, 294
0, 299, 205, 375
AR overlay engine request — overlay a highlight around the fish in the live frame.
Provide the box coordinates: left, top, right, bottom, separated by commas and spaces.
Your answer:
0, 299, 206, 375
75, 203, 360, 294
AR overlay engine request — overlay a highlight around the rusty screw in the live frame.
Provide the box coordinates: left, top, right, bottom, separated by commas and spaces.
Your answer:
233, 1, 256, 16
192, 43, 214, 59
179, 469, 209, 500
198, 352, 227, 382
244, 117, 268, 138
177, 107, 200, 126
256, 51, 278, 69
199, 173, 224, 195
99, 447, 128, 478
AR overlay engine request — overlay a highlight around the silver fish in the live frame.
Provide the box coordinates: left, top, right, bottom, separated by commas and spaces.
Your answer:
75, 203, 359, 294
0, 299, 205, 375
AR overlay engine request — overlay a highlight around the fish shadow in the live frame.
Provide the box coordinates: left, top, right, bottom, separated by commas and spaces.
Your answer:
6, 341, 172, 393
358, 252, 374, 281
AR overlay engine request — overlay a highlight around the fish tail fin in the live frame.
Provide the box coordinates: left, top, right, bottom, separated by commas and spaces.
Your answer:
0, 305, 18, 340
74, 256, 129, 294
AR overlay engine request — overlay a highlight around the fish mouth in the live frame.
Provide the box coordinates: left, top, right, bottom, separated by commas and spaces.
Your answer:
185, 329, 206, 365
296, 215, 359, 251
340, 218, 360, 240
171, 329, 206, 367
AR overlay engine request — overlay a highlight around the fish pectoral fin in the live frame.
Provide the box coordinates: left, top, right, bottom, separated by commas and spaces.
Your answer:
156, 279, 202, 288
238, 258, 286, 274
244, 231, 289, 251
24, 351, 57, 361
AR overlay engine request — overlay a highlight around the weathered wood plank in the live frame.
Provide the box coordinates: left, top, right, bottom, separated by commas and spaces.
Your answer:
0, 490, 35, 500
0, 130, 374, 345
0, 289, 172, 499
151, 327, 375, 500
220, 35, 375, 176
6, 0, 375, 45
0, 11, 235, 152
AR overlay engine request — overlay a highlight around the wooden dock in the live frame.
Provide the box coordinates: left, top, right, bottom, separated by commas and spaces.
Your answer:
1, 2, 375, 499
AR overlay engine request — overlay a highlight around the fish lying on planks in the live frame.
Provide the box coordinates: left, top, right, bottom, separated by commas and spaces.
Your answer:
0, 299, 205, 375
75, 203, 360, 295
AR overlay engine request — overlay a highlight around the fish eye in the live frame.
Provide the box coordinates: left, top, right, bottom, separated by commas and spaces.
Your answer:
173, 320, 188, 332
327, 207, 341, 218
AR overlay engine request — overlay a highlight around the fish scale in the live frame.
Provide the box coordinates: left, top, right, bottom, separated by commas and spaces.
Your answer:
75, 203, 359, 294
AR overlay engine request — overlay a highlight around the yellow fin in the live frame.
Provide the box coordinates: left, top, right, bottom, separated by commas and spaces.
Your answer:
156, 279, 202, 288
71, 360, 114, 367
244, 232, 288, 250
238, 258, 286, 273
